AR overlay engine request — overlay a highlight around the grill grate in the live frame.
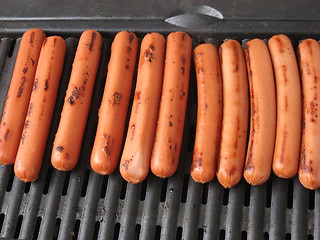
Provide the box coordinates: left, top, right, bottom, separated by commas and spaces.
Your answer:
0, 34, 319, 240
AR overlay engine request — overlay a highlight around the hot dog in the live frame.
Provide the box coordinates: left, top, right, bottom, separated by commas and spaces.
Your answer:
150, 32, 192, 178
268, 34, 302, 179
119, 32, 165, 183
14, 36, 66, 182
90, 31, 138, 175
51, 30, 102, 171
0, 29, 46, 165
216, 39, 249, 188
243, 39, 276, 186
298, 39, 320, 190
190, 43, 222, 184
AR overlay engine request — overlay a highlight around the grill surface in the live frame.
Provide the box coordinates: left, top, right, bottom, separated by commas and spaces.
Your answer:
0, 33, 319, 240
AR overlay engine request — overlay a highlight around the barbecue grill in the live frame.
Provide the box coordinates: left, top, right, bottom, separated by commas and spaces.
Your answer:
0, 0, 319, 239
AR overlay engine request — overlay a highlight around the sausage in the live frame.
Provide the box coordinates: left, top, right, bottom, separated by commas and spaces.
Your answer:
14, 36, 66, 182
243, 39, 276, 186
90, 31, 138, 175
51, 30, 102, 171
0, 29, 46, 165
268, 34, 302, 179
120, 33, 165, 183
190, 43, 222, 183
298, 39, 320, 190
150, 32, 192, 178
216, 40, 249, 188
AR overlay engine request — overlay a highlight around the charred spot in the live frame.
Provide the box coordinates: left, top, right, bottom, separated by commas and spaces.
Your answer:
2, 122, 5, 127
103, 135, 114, 157
169, 114, 173, 118
279, 127, 288, 163
136, 91, 141, 100
109, 92, 121, 106
68, 87, 80, 105
17, 76, 26, 97
231, 41, 239, 72
54, 38, 57, 46
149, 44, 155, 51
122, 160, 130, 171
89, 32, 97, 51
28, 103, 33, 116
169, 121, 173, 127
127, 58, 130, 62
44, 80, 49, 91
68, 97, 75, 105
275, 37, 285, 53
181, 55, 186, 65
181, 66, 185, 75
25, 120, 29, 128
281, 65, 288, 84
129, 34, 135, 43
193, 158, 202, 168
305, 63, 312, 76
127, 46, 132, 53
130, 124, 136, 140
33, 79, 38, 91
169, 144, 177, 151
125, 65, 129, 69
21, 133, 26, 144
306, 40, 313, 56
144, 50, 154, 62
182, 33, 187, 40
56, 145, 64, 152
30, 32, 35, 45
23, 67, 28, 74
315, 75, 318, 84
204, 103, 208, 109
300, 149, 313, 173
307, 100, 318, 121
31, 58, 35, 66
4, 129, 10, 140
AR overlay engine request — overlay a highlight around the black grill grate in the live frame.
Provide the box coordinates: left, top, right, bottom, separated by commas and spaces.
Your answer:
0, 34, 319, 240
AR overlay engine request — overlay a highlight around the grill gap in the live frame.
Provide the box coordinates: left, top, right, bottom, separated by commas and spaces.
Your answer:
120, 179, 127, 200
266, 178, 272, 208
286, 233, 291, 240
100, 175, 109, 198
93, 221, 100, 239
155, 225, 161, 240
241, 231, 247, 240
287, 179, 294, 209
140, 178, 148, 201
24, 182, 31, 193
219, 229, 225, 240
264, 232, 269, 240
43, 167, 53, 194
309, 190, 315, 210
223, 188, 229, 205
134, 224, 141, 240
308, 234, 314, 240
53, 218, 61, 239
6, 169, 14, 192
62, 171, 71, 196
181, 174, 189, 203
0, 213, 4, 232
33, 216, 42, 240
81, 169, 91, 197
113, 222, 120, 240
198, 228, 204, 240
176, 226, 183, 240
244, 183, 251, 206
14, 215, 23, 239
73, 219, 81, 240
201, 183, 209, 204
160, 178, 168, 202
7, 39, 16, 58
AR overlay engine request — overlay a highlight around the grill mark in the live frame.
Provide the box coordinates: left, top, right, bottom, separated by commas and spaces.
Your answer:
89, 32, 97, 51
279, 126, 288, 163
284, 95, 289, 111
30, 32, 35, 45
4, 129, 10, 140
306, 39, 313, 56
281, 65, 288, 84
54, 38, 57, 46
129, 34, 134, 43
234, 116, 240, 149
102, 134, 114, 157
44, 79, 49, 91
275, 36, 285, 53
300, 148, 313, 173
17, 76, 26, 97
231, 41, 239, 72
